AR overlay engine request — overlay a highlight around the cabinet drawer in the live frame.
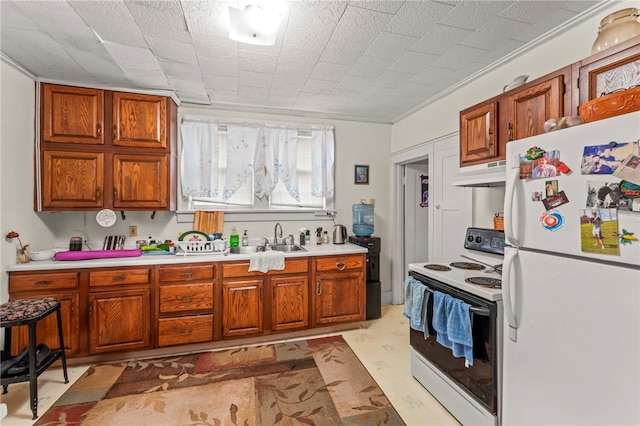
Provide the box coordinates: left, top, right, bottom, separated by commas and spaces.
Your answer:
89, 268, 151, 287
9, 272, 79, 292
315, 255, 364, 272
159, 283, 214, 313
223, 258, 308, 278
158, 315, 214, 347
159, 264, 215, 282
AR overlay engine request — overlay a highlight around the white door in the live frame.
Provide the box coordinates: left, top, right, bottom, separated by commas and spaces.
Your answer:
404, 162, 429, 265
431, 134, 472, 261
502, 248, 640, 425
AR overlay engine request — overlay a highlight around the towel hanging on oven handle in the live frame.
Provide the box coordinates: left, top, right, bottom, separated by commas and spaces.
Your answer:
421, 286, 491, 317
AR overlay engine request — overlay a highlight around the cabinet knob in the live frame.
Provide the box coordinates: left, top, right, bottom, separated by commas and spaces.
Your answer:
316, 282, 321, 295
96, 187, 101, 199
336, 262, 346, 271
436, 204, 441, 209
97, 124, 102, 137
113, 125, 117, 139
508, 122, 513, 141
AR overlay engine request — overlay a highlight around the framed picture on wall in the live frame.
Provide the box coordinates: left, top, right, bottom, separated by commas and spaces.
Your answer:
355, 165, 369, 184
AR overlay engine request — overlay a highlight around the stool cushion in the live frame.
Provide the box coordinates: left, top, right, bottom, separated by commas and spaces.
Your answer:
0, 298, 60, 326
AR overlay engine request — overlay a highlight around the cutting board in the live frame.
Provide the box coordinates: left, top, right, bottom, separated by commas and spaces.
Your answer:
193, 211, 224, 235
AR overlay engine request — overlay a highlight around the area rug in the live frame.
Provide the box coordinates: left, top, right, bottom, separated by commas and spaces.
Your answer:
35, 335, 405, 425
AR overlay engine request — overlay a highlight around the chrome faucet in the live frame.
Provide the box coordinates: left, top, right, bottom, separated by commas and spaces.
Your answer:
274, 222, 283, 245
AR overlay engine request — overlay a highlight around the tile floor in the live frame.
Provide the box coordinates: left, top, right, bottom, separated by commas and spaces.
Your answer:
0, 305, 459, 425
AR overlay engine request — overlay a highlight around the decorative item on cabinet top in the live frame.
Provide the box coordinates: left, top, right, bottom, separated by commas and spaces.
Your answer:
579, 86, 640, 123
591, 8, 640, 54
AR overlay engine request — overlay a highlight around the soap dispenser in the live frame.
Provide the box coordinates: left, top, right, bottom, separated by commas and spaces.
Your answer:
230, 227, 239, 248
242, 230, 249, 246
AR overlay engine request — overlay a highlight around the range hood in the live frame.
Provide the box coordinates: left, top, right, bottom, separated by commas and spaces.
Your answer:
452, 160, 506, 187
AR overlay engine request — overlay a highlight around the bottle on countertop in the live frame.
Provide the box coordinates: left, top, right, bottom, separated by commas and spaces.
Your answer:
316, 227, 323, 245
242, 230, 249, 246
230, 227, 239, 248
299, 231, 305, 245
305, 229, 310, 244
322, 230, 329, 244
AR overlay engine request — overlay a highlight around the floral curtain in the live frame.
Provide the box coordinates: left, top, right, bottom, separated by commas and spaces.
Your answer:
311, 127, 335, 197
223, 124, 261, 201
180, 119, 219, 197
259, 126, 300, 200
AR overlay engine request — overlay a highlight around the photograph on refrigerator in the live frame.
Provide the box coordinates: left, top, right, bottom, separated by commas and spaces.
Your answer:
519, 149, 562, 179
580, 142, 630, 175
580, 208, 619, 255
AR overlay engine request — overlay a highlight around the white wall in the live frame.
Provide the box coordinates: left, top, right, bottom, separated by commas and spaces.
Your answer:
0, 70, 393, 303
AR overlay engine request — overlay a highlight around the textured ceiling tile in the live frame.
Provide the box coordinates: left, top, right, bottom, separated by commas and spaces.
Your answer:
432, 45, 489, 69
302, 79, 338, 94
310, 62, 352, 82
349, 55, 394, 79
512, 8, 579, 43
239, 85, 269, 103
375, 70, 414, 89
410, 65, 461, 85
160, 61, 203, 80
337, 75, 376, 92
499, 1, 570, 24
350, 0, 403, 14
556, 1, 600, 13
270, 81, 303, 97
239, 70, 273, 88
277, 47, 322, 71
208, 89, 239, 104
203, 74, 238, 90
266, 95, 297, 108
390, 51, 439, 74
476, 39, 526, 65
319, 39, 370, 66
171, 78, 207, 94
126, 0, 190, 42
273, 66, 312, 86
11, 1, 85, 25
384, 1, 455, 37
364, 31, 420, 61
462, 17, 530, 50
0, 2, 40, 30
412, 24, 474, 55
329, 5, 393, 46
282, 1, 345, 50
176, 90, 211, 105
199, 56, 238, 78
192, 35, 238, 58
0, 37, 65, 79
238, 51, 278, 73
147, 38, 198, 64
182, 0, 230, 37
439, 1, 514, 31
71, 1, 147, 48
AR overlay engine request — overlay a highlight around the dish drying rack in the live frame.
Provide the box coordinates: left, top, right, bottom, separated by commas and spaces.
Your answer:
175, 240, 227, 256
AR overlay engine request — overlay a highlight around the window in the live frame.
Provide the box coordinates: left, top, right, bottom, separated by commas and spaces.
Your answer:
178, 116, 334, 216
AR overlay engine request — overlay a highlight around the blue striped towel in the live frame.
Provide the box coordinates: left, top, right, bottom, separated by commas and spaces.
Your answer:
403, 276, 429, 332
432, 291, 473, 366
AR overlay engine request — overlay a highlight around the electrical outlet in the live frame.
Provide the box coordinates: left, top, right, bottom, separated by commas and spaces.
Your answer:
129, 225, 138, 237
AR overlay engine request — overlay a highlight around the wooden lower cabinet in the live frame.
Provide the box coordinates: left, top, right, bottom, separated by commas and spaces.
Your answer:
222, 279, 264, 337
271, 275, 309, 331
89, 288, 151, 353
313, 254, 366, 325
158, 315, 214, 347
7, 271, 80, 357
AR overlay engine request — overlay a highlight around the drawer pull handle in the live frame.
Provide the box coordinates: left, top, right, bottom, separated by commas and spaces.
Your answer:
180, 329, 193, 334
35, 280, 52, 285
180, 272, 193, 279
317, 282, 321, 295
336, 262, 346, 271
179, 296, 193, 302
235, 286, 256, 291
112, 275, 125, 281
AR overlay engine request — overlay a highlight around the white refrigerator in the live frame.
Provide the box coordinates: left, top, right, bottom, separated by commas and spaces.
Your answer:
502, 111, 640, 425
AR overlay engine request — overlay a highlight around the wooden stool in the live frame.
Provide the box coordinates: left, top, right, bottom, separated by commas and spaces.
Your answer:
0, 298, 69, 419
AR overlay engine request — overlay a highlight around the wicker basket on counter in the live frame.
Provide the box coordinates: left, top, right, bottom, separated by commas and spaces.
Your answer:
493, 213, 504, 231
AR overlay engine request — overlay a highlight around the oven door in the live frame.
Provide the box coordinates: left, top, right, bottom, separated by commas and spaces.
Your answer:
409, 272, 499, 414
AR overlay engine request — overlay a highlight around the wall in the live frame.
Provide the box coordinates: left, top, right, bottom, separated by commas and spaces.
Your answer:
0, 67, 392, 304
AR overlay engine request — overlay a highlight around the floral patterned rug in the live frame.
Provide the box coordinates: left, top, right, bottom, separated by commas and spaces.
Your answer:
35, 335, 404, 425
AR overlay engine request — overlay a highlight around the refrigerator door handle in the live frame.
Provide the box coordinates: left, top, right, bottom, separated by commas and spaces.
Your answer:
504, 157, 519, 247
503, 247, 518, 342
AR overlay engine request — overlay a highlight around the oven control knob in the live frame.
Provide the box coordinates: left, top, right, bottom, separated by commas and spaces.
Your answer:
475, 236, 482, 243
467, 235, 474, 242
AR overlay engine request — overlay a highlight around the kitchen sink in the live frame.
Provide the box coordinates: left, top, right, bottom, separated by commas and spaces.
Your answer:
271, 244, 306, 252
229, 244, 306, 254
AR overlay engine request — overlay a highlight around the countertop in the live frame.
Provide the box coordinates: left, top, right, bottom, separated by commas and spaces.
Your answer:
5, 243, 367, 272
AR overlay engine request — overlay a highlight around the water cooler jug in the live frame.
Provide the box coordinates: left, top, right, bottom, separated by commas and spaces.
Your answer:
352, 203, 374, 237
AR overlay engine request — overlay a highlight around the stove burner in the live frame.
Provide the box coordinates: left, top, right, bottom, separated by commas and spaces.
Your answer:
450, 262, 484, 270
423, 264, 452, 271
465, 277, 502, 288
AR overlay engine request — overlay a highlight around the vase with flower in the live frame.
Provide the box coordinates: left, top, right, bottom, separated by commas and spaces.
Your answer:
6, 231, 30, 263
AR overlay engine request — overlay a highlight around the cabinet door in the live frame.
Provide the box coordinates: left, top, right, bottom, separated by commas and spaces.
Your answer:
222, 279, 263, 337
314, 271, 365, 325
89, 288, 151, 353
113, 154, 168, 209
42, 84, 104, 145
271, 275, 309, 331
42, 150, 104, 209
112, 92, 167, 149
505, 75, 564, 142
9, 293, 80, 357
459, 101, 499, 166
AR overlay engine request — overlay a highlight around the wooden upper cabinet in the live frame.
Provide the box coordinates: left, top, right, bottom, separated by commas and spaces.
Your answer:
42, 150, 104, 208
503, 72, 566, 143
112, 92, 167, 149
42, 84, 104, 145
113, 153, 168, 209
459, 100, 499, 166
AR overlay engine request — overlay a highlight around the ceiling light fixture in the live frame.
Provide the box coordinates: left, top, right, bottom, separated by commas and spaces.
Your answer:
228, 4, 282, 46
